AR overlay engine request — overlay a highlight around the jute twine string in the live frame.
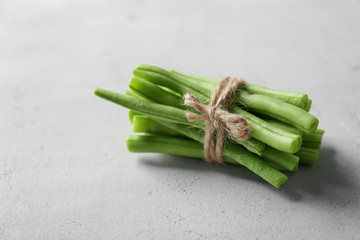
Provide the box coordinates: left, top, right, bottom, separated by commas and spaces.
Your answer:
184, 77, 251, 164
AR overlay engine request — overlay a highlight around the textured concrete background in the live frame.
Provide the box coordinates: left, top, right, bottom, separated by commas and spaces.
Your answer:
1, 0, 360, 239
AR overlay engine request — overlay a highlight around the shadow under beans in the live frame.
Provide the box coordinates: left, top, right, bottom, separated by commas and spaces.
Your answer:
138, 144, 360, 207
278, 144, 360, 207
138, 154, 261, 184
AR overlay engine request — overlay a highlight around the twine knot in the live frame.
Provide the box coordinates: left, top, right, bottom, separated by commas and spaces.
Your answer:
184, 76, 251, 163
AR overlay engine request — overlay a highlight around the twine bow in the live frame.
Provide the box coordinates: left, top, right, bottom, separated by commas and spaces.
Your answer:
184, 76, 251, 163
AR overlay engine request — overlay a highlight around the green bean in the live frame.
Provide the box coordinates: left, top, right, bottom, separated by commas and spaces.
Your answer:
304, 98, 312, 112
133, 68, 209, 102
125, 90, 141, 99
243, 85, 308, 109
262, 146, 299, 172
140, 65, 318, 132
301, 129, 325, 149
125, 89, 152, 102
230, 106, 302, 153
132, 114, 298, 172
130, 76, 186, 110
126, 134, 204, 158
137, 64, 213, 98
169, 68, 309, 109
128, 82, 265, 155
238, 91, 318, 133
132, 115, 185, 138
128, 110, 140, 124
296, 147, 319, 166
158, 121, 288, 188
301, 142, 322, 149
158, 85, 183, 97
169, 69, 218, 85
95, 87, 264, 155
161, 122, 287, 188
315, 128, 325, 135
133, 68, 302, 153
126, 134, 288, 188
94, 88, 203, 128
266, 162, 288, 172
264, 119, 302, 135
95, 65, 324, 189
302, 133, 323, 143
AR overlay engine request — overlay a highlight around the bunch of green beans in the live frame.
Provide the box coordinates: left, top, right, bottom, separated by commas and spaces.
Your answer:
94, 64, 324, 188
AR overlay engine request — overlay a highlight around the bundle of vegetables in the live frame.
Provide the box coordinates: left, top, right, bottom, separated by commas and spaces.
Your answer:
94, 64, 324, 188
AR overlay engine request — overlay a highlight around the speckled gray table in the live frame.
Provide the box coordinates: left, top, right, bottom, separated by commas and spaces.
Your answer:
1, 0, 360, 239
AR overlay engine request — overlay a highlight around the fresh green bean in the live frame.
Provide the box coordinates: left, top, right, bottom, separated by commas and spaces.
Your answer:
264, 119, 302, 135
158, 121, 288, 188
139, 65, 318, 133
132, 115, 185, 138
237, 91, 318, 133
133, 68, 209, 103
158, 85, 183, 97
125, 90, 141, 98
125, 89, 152, 102
302, 133, 323, 143
127, 134, 298, 172
262, 146, 299, 172
304, 98, 312, 112
126, 134, 204, 158
301, 142, 322, 149
296, 147, 319, 166
169, 68, 309, 109
96, 87, 264, 155
137, 65, 212, 98
128, 76, 265, 155
243, 85, 308, 109
230, 106, 302, 153
315, 128, 325, 135
128, 110, 141, 124
301, 129, 325, 149
132, 114, 299, 172
266, 161, 289, 171
130, 76, 186, 110
126, 134, 291, 185
94, 88, 203, 128
133, 69, 302, 153
169, 69, 218, 86
95, 65, 324, 188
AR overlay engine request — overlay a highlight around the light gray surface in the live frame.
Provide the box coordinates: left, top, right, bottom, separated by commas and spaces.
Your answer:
1, 0, 360, 239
